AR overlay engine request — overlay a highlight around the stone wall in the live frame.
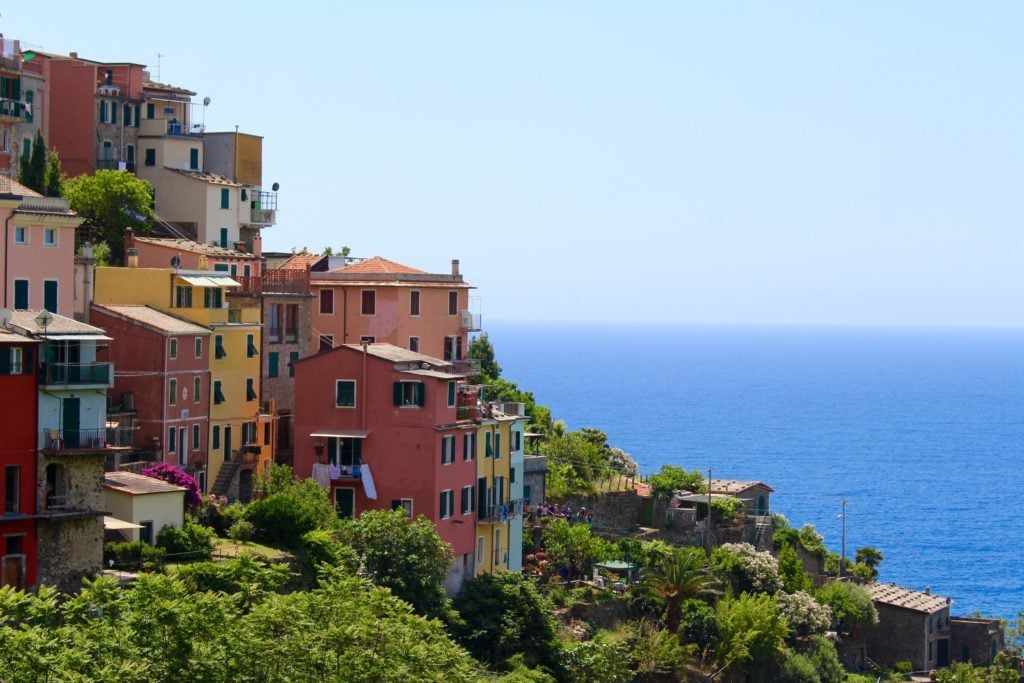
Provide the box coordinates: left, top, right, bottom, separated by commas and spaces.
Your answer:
856, 603, 950, 671
37, 516, 103, 592
950, 617, 1003, 666
560, 491, 645, 535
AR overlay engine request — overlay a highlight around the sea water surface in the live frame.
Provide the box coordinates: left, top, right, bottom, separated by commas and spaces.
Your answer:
487, 321, 1024, 619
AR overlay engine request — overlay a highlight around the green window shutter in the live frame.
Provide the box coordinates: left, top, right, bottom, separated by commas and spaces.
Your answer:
22, 347, 32, 373
485, 432, 492, 457
189, 148, 199, 169
447, 381, 455, 406
43, 281, 58, 314
495, 433, 501, 459
111, 101, 117, 124
246, 378, 256, 401
144, 148, 155, 166
336, 381, 355, 407
21, 138, 29, 161
220, 188, 229, 209
289, 351, 298, 377
220, 228, 228, 248
213, 426, 220, 449
246, 333, 256, 358
416, 382, 425, 407
352, 438, 362, 465
439, 492, 445, 518
146, 103, 154, 119
231, 264, 238, 277
393, 382, 403, 406
510, 467, 515, 483
268, 352, 279, 378
215, 335, 226, 359
0, 349, 10, 374
13, 280, 28, 309
168, 426, 176, 452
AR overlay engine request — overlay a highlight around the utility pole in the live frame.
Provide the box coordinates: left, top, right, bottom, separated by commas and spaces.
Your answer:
839, 498, 847, 579
705, 467, 713, 557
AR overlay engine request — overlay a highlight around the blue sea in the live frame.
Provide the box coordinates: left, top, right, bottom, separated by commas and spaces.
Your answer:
487, 321, 1024, 620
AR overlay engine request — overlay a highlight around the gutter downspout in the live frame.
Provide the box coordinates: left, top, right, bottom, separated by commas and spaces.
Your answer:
3, 212, 11, 308
342, 288, 348, 344
360, 340, 368, 431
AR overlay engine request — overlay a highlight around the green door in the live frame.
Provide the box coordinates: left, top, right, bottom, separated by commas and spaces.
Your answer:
62, 397, 80, 448
335, 489, 354, 518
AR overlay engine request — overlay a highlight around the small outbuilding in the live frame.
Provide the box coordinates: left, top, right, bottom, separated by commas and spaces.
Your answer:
708, 479, 774, 517
855, 582, 953, 672
103, 471, 186, 545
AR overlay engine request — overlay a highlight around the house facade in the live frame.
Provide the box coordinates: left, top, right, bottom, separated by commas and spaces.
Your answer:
851, 582, 953, 672
103, 471, 185, 544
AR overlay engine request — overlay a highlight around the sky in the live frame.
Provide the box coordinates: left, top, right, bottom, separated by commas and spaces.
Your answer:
7, 2, 1023, 326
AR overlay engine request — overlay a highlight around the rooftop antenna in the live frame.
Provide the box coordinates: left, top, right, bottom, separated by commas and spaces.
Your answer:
155, 53, 164, 81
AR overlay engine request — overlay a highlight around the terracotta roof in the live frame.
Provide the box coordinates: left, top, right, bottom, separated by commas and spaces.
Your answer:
344, 343, 446, 365
104, 471, 187, 495
92, 305, 211, 335
866, 583, 950, 614
7, 310, 108, 336
134, 236, 255, 259
168, 169, 242, 187
5, 178, 41, 197
279, 253, 323, 270
143, 80, 196, 96
332, 256, 427, 275
709, 479, 775, 494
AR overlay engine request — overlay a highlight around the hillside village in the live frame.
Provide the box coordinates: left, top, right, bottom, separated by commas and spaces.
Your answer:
0, 38, 1017, 682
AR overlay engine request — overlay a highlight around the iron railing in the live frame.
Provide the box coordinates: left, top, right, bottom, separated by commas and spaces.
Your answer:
42, 427, 110, 451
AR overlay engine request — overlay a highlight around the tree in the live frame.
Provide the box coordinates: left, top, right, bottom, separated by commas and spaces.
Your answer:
541, 518, 614, 580
43, 147, 64, 197
468, 332, 502, 379
17, 130, 46, 193
452, 573, 560, 673
541, 431, 611, 494
244, 470, 338, 548
776, 591, 832, 639
855, 547, 884, 579
559, 638, 632, 683
64, 170, 155, 263
778, 544, 813, 593
713, 592, 788, 678
712, 542, 783, 595
815, 581, 878, 633
638, 546, 719, 634
647, 464, 705, 499
336, 508, 453, 619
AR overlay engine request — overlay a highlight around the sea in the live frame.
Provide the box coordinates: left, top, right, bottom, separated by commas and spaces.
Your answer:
486, 321, 1024, 620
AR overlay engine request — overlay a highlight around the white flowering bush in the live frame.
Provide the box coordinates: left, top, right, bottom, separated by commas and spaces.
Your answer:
713, 542, 783, 595
777, 590, 833, 637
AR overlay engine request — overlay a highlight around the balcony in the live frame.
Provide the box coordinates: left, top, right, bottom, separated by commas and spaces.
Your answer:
96, 158, 136, 173
106, 425, 136, 449
0, 55, 21, 74
489, 401, 526, 418
478, 499, 525, 523
460, 310, 482, 331
43, 362, 113, 387
41, 428, 116, 453
230, 270, 309, 296
0, 98, 25, 121
448, 359, 481, 377
247, 190, 278, 226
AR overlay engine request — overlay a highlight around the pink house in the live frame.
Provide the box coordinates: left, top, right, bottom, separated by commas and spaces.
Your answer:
293, 343, 478, 592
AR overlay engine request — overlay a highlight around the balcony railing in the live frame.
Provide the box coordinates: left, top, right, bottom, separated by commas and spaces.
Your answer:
489, 401, 526, 418
0, 55, 21, 73
96, 158, 136, 172
43, 362, 113, 386
106, 425, 136, 448
448, 359, 481, 377
457, 405, 483, 421
165, 120, 199, 136
249, 207, 276, 225
42, 427, 111, 452
231, 270, 309, 296
227, 308, 243, 323
460, 310, 482, 331
478, 499, 525, 523
0, 98, 25, 121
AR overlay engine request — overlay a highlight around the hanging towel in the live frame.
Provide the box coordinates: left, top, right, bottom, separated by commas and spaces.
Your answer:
361, 463, 377, 500
311, 463, 330, 489
327, 465, 341, 480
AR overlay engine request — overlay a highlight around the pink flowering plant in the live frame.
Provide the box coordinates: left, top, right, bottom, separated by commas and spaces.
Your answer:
141, 462, 203, 509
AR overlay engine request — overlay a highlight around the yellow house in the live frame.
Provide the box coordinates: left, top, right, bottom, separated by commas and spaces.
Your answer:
475, 411, 516, 576
93, 265, 262, 497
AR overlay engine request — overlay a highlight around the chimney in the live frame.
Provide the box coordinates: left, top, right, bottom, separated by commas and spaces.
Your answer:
235, 241, 247, 254
252, 234, 262, 259
451, 259, 460, 277
69, 51, 78, 59
126, 248, 140, 268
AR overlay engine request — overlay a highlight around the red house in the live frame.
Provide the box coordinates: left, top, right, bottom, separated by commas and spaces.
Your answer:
92, 304, 211, 480
0, 327, 39, 588
293, 343, 478, 592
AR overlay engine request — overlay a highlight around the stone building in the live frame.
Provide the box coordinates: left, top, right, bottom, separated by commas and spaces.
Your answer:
850, 583, 953, 672
949, 616, 1004, 667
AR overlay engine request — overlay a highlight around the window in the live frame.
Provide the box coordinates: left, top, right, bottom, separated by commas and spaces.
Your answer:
393, 381, 425, 407
219, 228, 228, 248
99, 100, 108, 123
319, 289, 334, 314
267, 304, 281, 342
361, 290, 375, 315
246, 333, 258, 358
485, 431, 493, 458
510, 466, 516, 484
13, 226, 25, 244
448, 291, 458, 316
334, 488, 355, 519
463, 432, 476, 461
359, 336, 375, 344
43, 228, 56, 246
24, 91, 32, 123
410, 290, 420, 316
140, 521, 154, 545
124, 104, 132, 126
289, 351, 299, 377
335, 380, 356, 407
144, 148, 155, 166
189, 148, 199, 170
409, 337, 419, 352
213, 263, 229, 273
461, 485, 475, 514
212, 426, 221, 450
447, 381, 456, 407
43, 281, 57, 314
439, 490, 454, 520
193, 376, 201, 403
194, 337, 203, 358
21, 138, 29, 162
13, 280, 27, 310
169, 338, 178, 359
268, 351, 279, 378
246, 378, 257, 401
192, 424, 201, 450
318, 335, 333, 352
146, 102, 154, 119
126, 145, 135, 164
441, 435, 455, 465
242, 421, 258, 445
443, 335, 463, 362
110, 100, 117, 124
5, 466, 20, 513
175, 286, 193, 308
213, 380, 225, 405
204, 287, 223, 309
494, 529, 501, 565
214, 335, 226, 359
168, 426, 177, 452
168, 378, 178, 405
326, 437, 361, 467
0, 347, 25, 375
284, 304, 298, 342
495, 433, 502, 460
220, 188, 229, 209
476, 537, 485, 567
391, 499, 413, 519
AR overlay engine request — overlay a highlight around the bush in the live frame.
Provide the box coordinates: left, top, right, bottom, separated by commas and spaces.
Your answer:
228, 519, 254, 543
104, 541, 165, 570
815, 581, 878, 633
298, 528, 358, 580
798, 525, 827, 558
807, 636, 844, 683
559, 639, 632, 683
175, 556, 290, 598
155, 519, 215, 560
777, 591, 832, 638
710, 497, 743, 523
712, 542, 783, 595
245, 476, 337, 548
140, 462, 202, 509
681, 598, 719, 651
714, 593, 788, 677
779, 544, 813, 593
647, 464, 705, 499
778, 652, 820, 683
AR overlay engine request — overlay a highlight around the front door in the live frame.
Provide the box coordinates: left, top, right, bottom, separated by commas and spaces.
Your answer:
334, 488, 354, 519
937, 639, 949, 668
224, 426, 232, 462
62, 397, 81, 448
478, 477, 488, 519
1, 556, 22, 588
178, 427, 187, 467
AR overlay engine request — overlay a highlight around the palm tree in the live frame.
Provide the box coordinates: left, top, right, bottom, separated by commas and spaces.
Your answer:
855, 547, 884, 578
639, 547, 720, 634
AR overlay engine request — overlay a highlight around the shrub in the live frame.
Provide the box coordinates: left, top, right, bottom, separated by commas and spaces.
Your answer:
245, 476, 337, 548
712, 542, 783, 595
779, 544, 813, 593
104, 541, 165, 570
714, 593, 788, 677
711, 497, 743, 523
195, 494, 231, 536
807, 636, 844, 683
228, 519, 254, 543
140, 462, 202, 509
798, 525, 827, 558
680, 597, 719, 651
815, 581, 878, 633
156, 519, 215, 560
175, 556, 290, 598
298, 528, 358, 580
778, 652, 820, 683
777, 591, 832, 638
647, 464, 705, 499
559, 638, 632, 683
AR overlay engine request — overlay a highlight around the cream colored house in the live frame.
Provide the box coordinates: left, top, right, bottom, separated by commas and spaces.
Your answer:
103, 471, 186, 545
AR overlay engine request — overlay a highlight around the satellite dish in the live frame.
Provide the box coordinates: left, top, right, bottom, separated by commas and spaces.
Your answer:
170, 255, 181, 269
271, 182, 280, 192
203, 96, 211, 106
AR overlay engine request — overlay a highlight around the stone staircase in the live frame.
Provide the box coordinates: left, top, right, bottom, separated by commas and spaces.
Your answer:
211, 462, 240, 498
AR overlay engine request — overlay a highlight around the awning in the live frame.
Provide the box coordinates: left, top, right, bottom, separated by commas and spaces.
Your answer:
309, 429, 371, 439
594, 560, 638, 571
178, 275, 241, 288
45, 334, 114, 341
674, 493, 735, 504
104, 515, 143, 530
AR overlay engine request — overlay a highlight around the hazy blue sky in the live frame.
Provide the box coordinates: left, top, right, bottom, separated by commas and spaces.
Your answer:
9, 3, 1023, 325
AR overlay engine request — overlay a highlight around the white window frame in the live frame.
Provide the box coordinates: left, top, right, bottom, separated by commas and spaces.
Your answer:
43, 228, 56, 247
9, 347, 22, 374
169, 337, 178, 359
441, 435, 455, 465
440, 489, 453, 519
13, 226, 26, 245
397, 498, 413, 518
462, 485, 475, 515
409, 290, 420, 316
476, 536, 485, 567
409, 336, 419, 352
194, 337, 203, 358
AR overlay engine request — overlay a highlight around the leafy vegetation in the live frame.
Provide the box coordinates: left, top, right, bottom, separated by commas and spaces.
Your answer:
64, 169, 155, 262
647, 464, 705, 499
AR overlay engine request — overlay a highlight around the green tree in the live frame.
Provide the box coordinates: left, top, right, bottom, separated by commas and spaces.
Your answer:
18, 130, 46, 193
469, 332, 502, 379
713, 592, 789, 679
541, 518, 614, 580
43, 147, 64, 197
778, 544, 813, 593
64, 169, 155, 263
336, 509, 453, 619
854, 546, 884, 579
559, 638, 632, 683
244, 468, 338, 548
638, 546, 719, 633
647, 464, 705, 499
541, 431, 611, 494
807, 635, 844, 683
452, 573, 560, 673
815, 580, 878, 633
